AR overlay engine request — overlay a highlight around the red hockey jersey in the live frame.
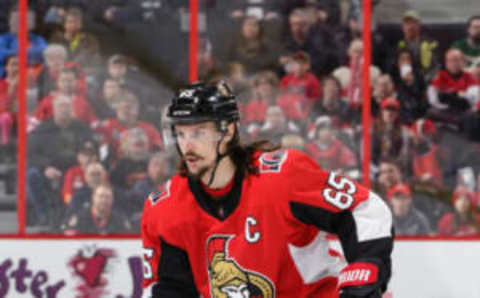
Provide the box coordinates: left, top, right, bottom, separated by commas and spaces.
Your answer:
141, 149, 393, 298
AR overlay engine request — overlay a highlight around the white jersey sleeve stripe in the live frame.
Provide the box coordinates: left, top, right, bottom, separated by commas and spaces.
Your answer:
352, 191, 393, 242
288, 232, 346, 284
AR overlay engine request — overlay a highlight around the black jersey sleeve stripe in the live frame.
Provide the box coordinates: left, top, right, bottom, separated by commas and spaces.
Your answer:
151, 237, 199, 298
289, 201, 393, 288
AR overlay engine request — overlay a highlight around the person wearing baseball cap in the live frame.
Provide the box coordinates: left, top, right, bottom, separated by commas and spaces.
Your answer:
373, 97, 410, 167
62, 140, 99, 205
402, 10, 420, 23
398, 10, 439, 80
380, 97, 401, 111
388, 183, 432, 235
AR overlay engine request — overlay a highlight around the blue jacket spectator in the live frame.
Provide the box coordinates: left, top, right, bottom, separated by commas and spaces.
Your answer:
0, 10, 47, 77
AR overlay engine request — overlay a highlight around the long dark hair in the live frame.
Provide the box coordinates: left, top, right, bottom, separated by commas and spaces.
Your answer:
177, 124, 279, 177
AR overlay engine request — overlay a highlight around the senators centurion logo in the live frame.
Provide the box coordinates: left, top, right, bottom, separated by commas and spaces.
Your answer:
206, 235, 275, 298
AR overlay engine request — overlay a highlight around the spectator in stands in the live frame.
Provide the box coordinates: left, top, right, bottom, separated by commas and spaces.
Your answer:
372, 74, 397, 116
377, 157, 404, 196
388, 48, 427, 124
302, 1, 343, 69
396, 10, 439, 81
281, 0, 340, 24
438, 189, 479, 236
61, 140, 98, 205
110, 128, 150, 191
41, 0, 90, 27
411, 118, 445, 187
62, 183, 132, 234
34, 68, 97, 125
452, 15, 480, 67
305, 115, 357, 172
281, 8, 338, 77
129, 151, 172, 229
333, 39, 381, 107
130, 152, 171, 204
388, 183, 432, 235
36, 44, 67, 100
41, 2, 66, 27
0, 9, 46, 77
282, 8, 310, 53
372, 98, 411, 168
36, 44, 86, 100
94, 54, 156, 118
278, 51, 321, 121
96, 91, 162, 160
27, 95, 94, 226
333, 0, 388, 70
280, 51, 321, 102
222, 16, 278, 74
252, 105, 300, 144
215, 0, 283, 21
244, 71, 280, 131
456, 167, 477, 193
310, 75, 355, 126
427, 49, 479, 124
208, 1, 284, 65
49, 8, 101, 75
67, 161, 109, 215
0, 55, 17, 145
377, 156, 448, 233
334, 5, 361, 51
88, 78, 121, 120
104, 54, 128, 86
93, 54, 135, 95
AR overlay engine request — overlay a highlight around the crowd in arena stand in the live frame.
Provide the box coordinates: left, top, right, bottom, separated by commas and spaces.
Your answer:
1, 0, 480, 236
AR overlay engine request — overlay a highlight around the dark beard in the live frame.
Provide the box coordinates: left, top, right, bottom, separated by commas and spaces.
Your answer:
186, 163, 211, 182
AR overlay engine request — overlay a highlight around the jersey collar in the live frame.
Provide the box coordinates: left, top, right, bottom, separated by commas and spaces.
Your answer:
187, 169, 244, 221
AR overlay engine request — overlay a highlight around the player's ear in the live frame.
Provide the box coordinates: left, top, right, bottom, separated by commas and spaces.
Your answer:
223, 122, 236, 143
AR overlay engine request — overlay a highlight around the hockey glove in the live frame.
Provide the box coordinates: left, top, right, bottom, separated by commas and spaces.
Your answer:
338, 260, 385, 298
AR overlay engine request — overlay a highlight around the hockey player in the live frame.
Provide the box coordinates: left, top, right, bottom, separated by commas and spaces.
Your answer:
141, 81, 393, 298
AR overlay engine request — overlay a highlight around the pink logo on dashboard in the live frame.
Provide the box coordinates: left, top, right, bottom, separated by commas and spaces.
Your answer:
68, 246, 116, 298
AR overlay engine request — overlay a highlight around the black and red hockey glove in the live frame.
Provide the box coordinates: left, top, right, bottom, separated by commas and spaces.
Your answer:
337, 259, 386, 298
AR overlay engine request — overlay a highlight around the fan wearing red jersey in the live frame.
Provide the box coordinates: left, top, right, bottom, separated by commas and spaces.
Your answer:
141, 82, 393, 298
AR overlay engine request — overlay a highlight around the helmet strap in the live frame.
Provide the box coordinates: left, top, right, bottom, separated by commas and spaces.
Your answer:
207, 129, 228, 186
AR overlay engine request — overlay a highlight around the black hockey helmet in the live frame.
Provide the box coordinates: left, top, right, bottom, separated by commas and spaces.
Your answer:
168, 81, 241, 185
167, 81, 240, 127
